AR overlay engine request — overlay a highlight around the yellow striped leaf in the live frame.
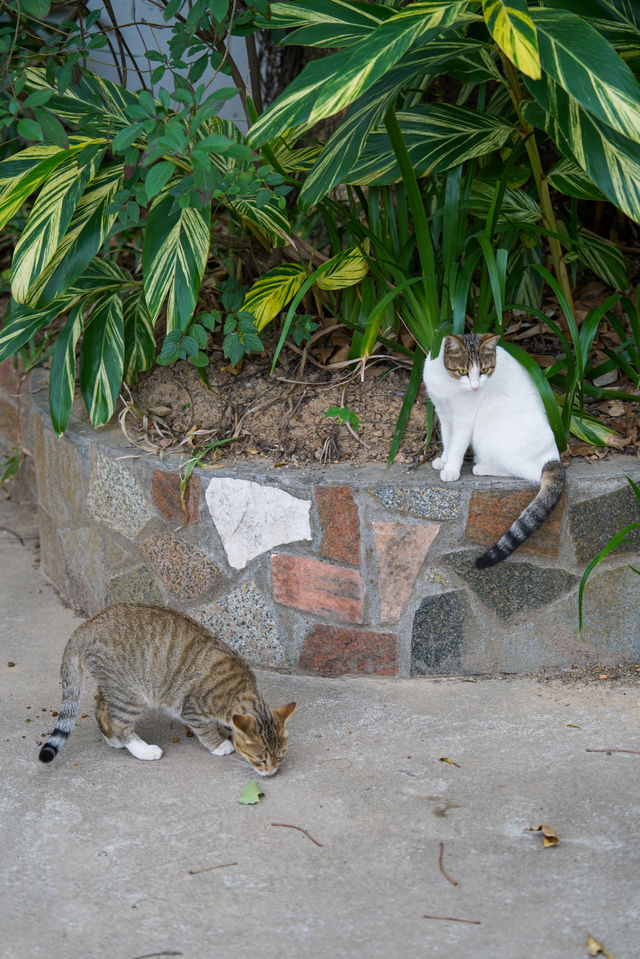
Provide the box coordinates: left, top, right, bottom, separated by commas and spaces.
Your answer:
315, 242, 370, 290
0, 140, 98, 230
15, 164, 123, 308
482, 0, 540, 80
142, 191, 211, 332
11, 144, 106, 304
242, 264, 308, 331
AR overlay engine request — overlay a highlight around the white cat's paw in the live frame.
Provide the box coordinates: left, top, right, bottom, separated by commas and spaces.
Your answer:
126, 740, 163, 761
472, 463, 491, 476
432, 456, 445, 470
211, 739, 235, 756
440, 467, 460, 482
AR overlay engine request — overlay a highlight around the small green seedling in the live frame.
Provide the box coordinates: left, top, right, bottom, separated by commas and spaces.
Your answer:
325, 405, 359, 431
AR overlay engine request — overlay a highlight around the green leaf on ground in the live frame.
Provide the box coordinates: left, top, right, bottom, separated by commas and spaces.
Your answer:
239, 780, 264, 804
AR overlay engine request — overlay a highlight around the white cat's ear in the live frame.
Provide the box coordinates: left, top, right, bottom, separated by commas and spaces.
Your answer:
274, 702, 296, 724
479, 333, 500, 350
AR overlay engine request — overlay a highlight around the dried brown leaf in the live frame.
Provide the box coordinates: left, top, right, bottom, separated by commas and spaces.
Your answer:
530, 824, 560, 847
586, 934, 615, 958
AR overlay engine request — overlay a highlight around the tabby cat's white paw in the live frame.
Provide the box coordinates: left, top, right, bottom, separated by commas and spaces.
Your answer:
211, 740, 234, 756
127, 741, 163, 761
432, 456, 445, 470
440, 467, 460, 482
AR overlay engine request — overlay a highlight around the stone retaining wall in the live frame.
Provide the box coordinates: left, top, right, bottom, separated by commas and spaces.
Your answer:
3, 364, 640, 677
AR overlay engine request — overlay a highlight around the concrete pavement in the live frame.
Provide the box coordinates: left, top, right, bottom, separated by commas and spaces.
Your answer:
1, 493, 639, 959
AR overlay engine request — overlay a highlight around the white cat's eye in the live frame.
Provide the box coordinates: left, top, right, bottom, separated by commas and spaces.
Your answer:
458, 369, 468, 376
481, 366, 490, 374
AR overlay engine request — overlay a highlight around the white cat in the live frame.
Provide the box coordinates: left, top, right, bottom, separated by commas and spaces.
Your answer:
423, 333, 565, 568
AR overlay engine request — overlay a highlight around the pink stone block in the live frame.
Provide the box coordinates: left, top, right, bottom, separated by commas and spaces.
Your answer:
299, 625, 398, 677
271, 554, 365, 623
373, 521, 440, 624
316, 485, 361, 565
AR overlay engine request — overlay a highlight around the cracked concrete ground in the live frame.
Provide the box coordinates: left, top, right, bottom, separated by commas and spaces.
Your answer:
1, 494, 638, 959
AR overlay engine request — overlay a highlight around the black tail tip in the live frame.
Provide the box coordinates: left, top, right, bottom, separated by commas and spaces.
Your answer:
39, 744, 57, 763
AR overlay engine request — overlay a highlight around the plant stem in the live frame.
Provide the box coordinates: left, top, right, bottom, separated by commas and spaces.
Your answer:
383, 105, 438, 350
501, 57, 575, 330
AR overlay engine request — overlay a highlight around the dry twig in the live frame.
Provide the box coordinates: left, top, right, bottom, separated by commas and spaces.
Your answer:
271, 823, 323, 847
438, 842, 460, 887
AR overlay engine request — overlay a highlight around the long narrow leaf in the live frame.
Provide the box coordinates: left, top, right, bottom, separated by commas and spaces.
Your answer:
501, 340, 566, 449
143, 191, 211, 332
49, 304, 84, 436
387, 350, 425, 465
482, 0, 541, 79
79, 293, 125, 426
11, 144, 107, 304
18, 164, 124, 308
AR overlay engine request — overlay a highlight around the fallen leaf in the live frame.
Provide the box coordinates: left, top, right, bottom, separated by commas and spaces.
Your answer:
239, 779, 264, 805
586, 934, 615, 958
439, 757, 461, 767
567, 723, 581, 728
530, 824, 560, 847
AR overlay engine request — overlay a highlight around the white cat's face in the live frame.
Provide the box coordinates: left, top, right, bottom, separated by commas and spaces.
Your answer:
442, 334, 498, 392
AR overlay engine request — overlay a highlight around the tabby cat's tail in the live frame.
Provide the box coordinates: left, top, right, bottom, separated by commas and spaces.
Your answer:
39, 630, 85, 763
475, 459, 565, 569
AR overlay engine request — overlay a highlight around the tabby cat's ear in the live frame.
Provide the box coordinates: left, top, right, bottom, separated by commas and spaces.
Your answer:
232, 714, 258, 739
273, 702, 296, 723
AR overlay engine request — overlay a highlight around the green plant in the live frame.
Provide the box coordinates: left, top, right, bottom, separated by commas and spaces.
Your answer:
578, 475, 640, 631
246, 0, 640, 454
0, 0, 297, 434
325, 405, 360, 431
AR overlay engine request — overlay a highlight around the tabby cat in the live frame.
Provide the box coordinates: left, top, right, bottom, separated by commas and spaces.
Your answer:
39, 602, 295, 775
423, 333, 565, 568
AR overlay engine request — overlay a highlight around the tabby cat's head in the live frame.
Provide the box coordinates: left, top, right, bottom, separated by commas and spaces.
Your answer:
231, 701, 296, 776
442, 333, 499, 391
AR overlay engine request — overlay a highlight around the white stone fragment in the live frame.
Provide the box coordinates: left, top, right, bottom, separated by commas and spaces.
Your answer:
205, 477, 312, 569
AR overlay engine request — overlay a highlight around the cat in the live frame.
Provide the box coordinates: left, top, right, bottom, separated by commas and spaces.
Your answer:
423, 333, 565, 568
39, 602, 295, 776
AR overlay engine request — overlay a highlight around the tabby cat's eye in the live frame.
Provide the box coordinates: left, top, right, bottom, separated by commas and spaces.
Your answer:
459, 369, 468, 376
481, 366, 490, 374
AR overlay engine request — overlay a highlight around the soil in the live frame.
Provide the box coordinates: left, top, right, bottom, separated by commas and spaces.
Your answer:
125, 350, 431, 467
124, 325, 640, 469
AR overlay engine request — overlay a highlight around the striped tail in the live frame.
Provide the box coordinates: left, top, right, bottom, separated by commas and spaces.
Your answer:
39, 630, 84, 763
475, 459, 565, 570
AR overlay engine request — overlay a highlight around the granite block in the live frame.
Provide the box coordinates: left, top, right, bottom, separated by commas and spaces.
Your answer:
151, 469, 200, 523
271, 554, 365, 624
445, 551, 577, 622
87, 452, 153, 538
373, 521, 440, 624
141, 534, 223, 601
411, 590, 472, 675
299, 625, 398, 677
316, 485, 361, 566
58, 527, 107, 613
466, 488, 565, 556
106, 567, 164, 606
570, 482, 640, 563
372, 486, 460, 520
34, 415, 88, 525
195, 581, 287, 668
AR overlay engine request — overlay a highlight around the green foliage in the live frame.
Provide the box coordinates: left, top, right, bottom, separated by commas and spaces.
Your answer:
325, 405, 360, 431
1, 0, 639, 462
578, 476, 640, 631
0, 0, 293, 433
